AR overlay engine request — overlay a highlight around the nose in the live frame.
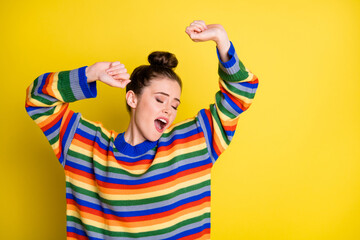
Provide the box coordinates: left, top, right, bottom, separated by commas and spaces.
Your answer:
162, 108, 169, 114
162, 104, 171, 115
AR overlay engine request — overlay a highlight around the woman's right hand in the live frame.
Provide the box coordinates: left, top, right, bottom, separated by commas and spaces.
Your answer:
86, 61, 131, 88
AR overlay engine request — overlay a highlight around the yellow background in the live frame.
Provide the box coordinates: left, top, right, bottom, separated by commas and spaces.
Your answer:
0, 0, 359, 239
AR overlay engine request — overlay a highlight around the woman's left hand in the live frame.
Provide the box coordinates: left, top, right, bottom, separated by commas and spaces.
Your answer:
185, 20, 231, 61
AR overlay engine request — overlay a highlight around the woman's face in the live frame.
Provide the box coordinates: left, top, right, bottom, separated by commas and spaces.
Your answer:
129, 77, 181, 143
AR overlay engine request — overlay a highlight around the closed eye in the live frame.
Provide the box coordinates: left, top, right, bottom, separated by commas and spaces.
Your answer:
156, 98, 163, 103
172, 106, 178, 110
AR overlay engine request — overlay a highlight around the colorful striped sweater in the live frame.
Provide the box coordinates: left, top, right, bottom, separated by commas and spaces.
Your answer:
25, 42, 258, 240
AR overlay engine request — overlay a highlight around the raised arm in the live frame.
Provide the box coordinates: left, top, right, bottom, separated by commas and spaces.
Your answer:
185, 20, 259, 163
25, 61, 130, 166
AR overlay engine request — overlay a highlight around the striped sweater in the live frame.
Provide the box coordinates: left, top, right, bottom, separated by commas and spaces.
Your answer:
25, 42, 258, 240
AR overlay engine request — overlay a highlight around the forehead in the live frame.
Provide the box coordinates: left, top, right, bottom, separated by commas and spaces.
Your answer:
146, 77, 181, 97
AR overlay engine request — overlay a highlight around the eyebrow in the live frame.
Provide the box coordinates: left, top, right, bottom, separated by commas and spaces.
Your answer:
155, 92, 181, 103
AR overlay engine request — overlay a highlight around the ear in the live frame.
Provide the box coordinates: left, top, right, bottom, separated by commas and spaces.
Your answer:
126, 90, 138, 109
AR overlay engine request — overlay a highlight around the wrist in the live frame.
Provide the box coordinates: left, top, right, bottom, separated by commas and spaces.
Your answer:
86, 65, 98, 83
215, 34, 230, 52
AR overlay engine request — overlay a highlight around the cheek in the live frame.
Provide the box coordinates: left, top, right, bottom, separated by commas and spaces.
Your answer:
138, 100, 158, 118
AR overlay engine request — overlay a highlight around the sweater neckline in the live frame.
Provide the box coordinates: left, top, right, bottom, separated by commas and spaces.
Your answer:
114, 132, 158, 156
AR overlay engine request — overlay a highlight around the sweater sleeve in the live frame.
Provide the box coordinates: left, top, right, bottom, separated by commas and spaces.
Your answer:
25, 66, 97, 167
196, 41, 259, 164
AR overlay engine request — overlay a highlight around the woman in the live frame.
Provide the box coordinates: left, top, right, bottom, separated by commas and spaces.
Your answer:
25, 20, 258, 240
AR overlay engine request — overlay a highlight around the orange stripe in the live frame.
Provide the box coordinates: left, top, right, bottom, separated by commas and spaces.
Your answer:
178, 228, 210, 240
65, 168, 96, 186
67, 197, 210, 228
155, 136, 205, 159
45, 72, 56, 97
213, 129, 225, 153
37, 103, 69, 129
65, 163, 211, 195
98, 166, 210, 194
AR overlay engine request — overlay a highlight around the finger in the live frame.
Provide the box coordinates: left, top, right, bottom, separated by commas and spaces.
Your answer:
113, 72, 130, 80
191, 21, 207, 31
112, 79, 131, 89
195, 20, 207, 30
107, 67, 128, 75
106, 64, 126, 74
119, 79, 131, 88
187, 25, 203, 34
111, 61, 121, 67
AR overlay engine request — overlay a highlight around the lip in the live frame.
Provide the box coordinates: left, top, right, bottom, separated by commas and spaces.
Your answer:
154, 117, 169, 133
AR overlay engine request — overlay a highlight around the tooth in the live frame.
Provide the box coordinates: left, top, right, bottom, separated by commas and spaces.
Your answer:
159, 119, 167, 123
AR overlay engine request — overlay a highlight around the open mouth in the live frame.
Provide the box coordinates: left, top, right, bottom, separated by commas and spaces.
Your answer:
154, 118, 168, 133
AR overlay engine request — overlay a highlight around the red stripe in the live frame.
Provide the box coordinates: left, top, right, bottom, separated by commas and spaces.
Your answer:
219, 84, 246, 111
67, 231, 89, 240
59, 110, 74, 140
74, 132, 94, 145
67, 195, 210, 223
249, 76, 259, 84
42, 72, 53, 96
157, 133, 203, 152
178, 227, 210, 240
65, 164, 95, 180
40, 104, 69, 132
73, 133, 153, 167
97, 162, 212, 190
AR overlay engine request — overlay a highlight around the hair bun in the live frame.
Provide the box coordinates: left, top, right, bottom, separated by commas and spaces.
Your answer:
148, 51, 178, 69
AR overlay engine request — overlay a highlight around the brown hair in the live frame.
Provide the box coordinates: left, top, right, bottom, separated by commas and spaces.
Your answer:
126, 51, 182, 112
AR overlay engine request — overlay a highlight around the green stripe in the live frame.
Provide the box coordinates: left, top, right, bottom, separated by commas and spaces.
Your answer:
215, 92, 237, 119
58, 70, 77, 102
102, 180, 210, 206
79, 118, 111, 142
210, 105, 230, 145
66, 179, 210, 207
89, 147, 208, 178
67, 213, 210, 238
30, 107, 56, 120
68, 149, 93, 163
218, 64, 249, 82
29, 77, 56, 106
49, 134, 59, 145
161, 119, 196, 138
222, 80, 256, 99
66, 181, 100, 199
67, 145, 208, 178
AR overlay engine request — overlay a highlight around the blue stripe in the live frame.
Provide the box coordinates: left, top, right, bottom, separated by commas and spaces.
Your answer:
216, 41, 236, 68
78, 66, 98, 98
199, 110, 213, 146
114, 153, 156, 163
240, 81, 258, 89
61, 113, 77, 152
102, 191, 211, 217
225, 130, 235, 138
66, 226, 88, 237
36, 73, 50, 95
210, 106, 221, 160
25, 106, 40, 113
93, 159, 211, 185
44, 118, 61, 136
66, 192, 102, 210
164, 223, 211, 240
198, 109, 219, 160
76, 128, 96, 141
66, 159, 94, 174
222, 91, 244, 115
59, 153, 64, 165
76, 127, 156, 163
158, 128, 200, 148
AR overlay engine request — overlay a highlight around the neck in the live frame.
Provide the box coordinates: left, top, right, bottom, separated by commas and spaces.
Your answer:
124, 114, 146, 146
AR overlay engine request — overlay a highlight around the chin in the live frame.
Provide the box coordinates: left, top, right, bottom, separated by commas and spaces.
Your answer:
144, 132, 162, 142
